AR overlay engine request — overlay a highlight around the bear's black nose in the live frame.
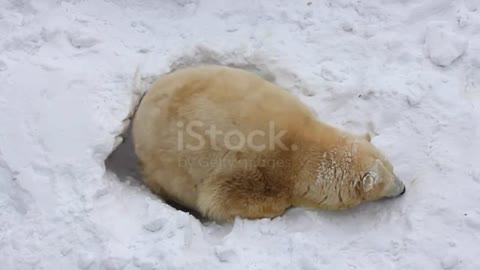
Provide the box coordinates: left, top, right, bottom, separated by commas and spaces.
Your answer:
400, 186, 406, 195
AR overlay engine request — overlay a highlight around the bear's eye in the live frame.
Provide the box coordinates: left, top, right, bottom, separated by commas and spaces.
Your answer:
362, 172, 377, 192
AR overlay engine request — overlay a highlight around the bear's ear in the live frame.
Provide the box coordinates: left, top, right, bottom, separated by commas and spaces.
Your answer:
356, 132, 372, 142
363, 132, 372, 142
362, 159, 382, 192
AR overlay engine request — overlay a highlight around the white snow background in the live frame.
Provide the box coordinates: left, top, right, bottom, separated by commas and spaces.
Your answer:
1, 0, 480, 269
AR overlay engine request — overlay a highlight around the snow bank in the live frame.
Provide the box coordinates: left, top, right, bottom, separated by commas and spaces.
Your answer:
1, 0, 479, 269
424, 22, 467, 67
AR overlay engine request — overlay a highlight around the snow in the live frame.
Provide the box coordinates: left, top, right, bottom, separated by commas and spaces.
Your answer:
424, 22, 467, 67
1, 0, 479, 269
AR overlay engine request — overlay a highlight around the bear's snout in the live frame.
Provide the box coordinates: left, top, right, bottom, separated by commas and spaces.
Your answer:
384, 176, 406, 198
392, 176, 406, 197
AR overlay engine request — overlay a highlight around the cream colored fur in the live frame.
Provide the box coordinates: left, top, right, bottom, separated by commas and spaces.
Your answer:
132, 65, 405, 223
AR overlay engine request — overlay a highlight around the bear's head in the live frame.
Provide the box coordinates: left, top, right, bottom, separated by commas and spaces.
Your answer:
297, 132, 405, 210
354, 133, 406, 202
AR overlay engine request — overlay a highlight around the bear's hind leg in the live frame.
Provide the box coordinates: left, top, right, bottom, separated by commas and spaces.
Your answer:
197, 169, 291, 223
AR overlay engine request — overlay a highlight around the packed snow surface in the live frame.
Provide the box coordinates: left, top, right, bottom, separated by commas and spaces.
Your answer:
1, 0, 480, 269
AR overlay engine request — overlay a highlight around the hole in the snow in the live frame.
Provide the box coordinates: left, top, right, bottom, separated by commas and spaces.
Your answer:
104, 121, 204, 221
105, 124, 142, 185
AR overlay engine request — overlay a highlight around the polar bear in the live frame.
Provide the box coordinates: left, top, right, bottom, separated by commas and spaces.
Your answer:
132, 65, 405, 223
